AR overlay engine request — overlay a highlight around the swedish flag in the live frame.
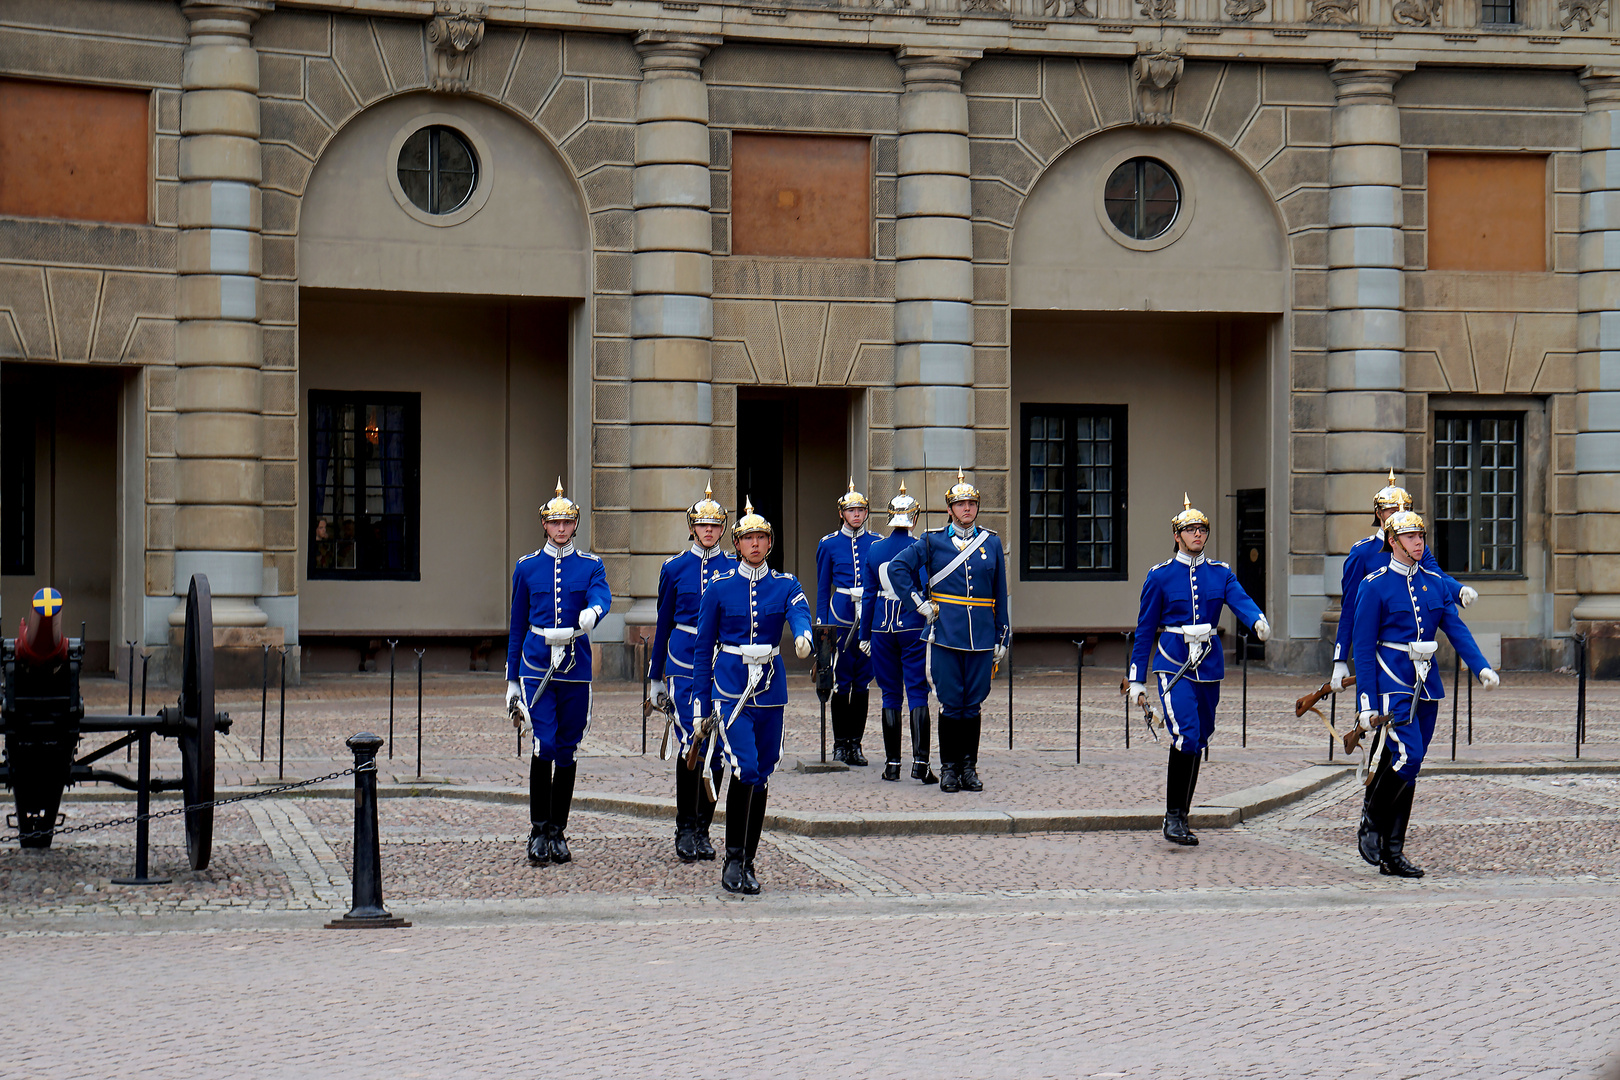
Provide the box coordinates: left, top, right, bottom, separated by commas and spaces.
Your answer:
32, 588, 62, 617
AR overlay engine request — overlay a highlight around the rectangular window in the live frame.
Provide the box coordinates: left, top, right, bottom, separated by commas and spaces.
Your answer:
1020, 404, 1128, 581
730, 133, 871, 259
1426, 152, 1547, 272
1433, 412, 1522, 577
0, 79, 150, 223
1480, 0, 1515, 22
1, 390, 35, 576
308, 391, 421, 581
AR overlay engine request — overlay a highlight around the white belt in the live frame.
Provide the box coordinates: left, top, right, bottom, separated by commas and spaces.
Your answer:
1162, 623, 1215, 644
675, 623, 698, 635
1380, 640, 1439, 690
721, 643, 778, 664
835, 587, 864, 598
715, 644, 779, 744
531, 626, 583, 646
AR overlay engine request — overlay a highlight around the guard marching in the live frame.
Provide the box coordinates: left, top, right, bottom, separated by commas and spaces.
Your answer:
690, 499, 814, 894
1351, 510, 1499, 877
1129, 496, 1270, 846
885, 470, 1010, 794
816, 480, 879, 765
505, 481, 611, 866
858, 483, 938, 784
647, 484, 737, 862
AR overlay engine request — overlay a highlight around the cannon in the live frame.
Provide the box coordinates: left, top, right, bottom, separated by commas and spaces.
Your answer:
0, 574, 230, 876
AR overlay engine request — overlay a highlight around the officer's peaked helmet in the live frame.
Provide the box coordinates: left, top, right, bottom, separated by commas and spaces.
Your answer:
1372, 469, 1413, 513
945, 468, 979, 506
837, 478, 870, 513
687, 480, 728, 530
1171, 493, 1209, 532
886, 481, 919, 528
540, 478, 580, 522
732, 497, 773, 550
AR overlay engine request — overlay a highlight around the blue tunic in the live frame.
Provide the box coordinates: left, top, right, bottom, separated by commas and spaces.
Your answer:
648, 545, 737, 682
1129, 552, 1264, 685
884, 526, 1010, 654
506, 542, 612, 683
815, 525, 879, 629
1334, 533, 1463, 664
859, 528, 930, 712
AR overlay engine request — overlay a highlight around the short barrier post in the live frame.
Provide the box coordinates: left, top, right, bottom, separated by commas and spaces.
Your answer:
1006, 642, 1013, 751
1071, 639, 1083, 763
325, 733, 410, 929
1576, 633, 1588, 759
277, 645, 288, 780
415, 647, 426, 780
259, 643, 269, 763
1451, 653, 1460, 762
1240, 629, 1249, 749
387, 639, 399, 760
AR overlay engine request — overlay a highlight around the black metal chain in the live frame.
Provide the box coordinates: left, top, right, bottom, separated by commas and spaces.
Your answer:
0, 762, 376, 846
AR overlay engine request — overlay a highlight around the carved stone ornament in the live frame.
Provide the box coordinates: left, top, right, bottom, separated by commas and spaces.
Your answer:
1132, 48, 1184, 126
1137, 0, 1177, 17
1045, 0, 1095, 15
428, 1, 487, 93
1560, 0, 1608, 28
1390, 0, 1441, 24
1306, 0, 1358, 21
1223, 0, 1267, 19
963, 0, 1010, 12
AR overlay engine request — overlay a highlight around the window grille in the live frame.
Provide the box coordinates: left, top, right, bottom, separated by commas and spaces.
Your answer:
1020, 405, 1128, 580
308, 391, 421, 580
1433, 412, 1522, 576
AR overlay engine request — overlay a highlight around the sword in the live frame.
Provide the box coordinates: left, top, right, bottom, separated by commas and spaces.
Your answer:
1156, 637, 1211, 701
684, 708, 720, 798
1118, 677, 1162, 742
644, 689, 677, 761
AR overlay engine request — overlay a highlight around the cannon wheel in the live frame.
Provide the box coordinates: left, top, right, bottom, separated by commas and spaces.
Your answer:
178, 574, 216, 872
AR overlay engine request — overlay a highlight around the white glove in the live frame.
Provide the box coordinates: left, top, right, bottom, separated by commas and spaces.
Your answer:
794, 633, 813, 660
1480, 667, 1500, 691
1330, 661, 1350, 693
1128, 682, 1148, 707
859, 638, 872, 656
506, 680, 528, 722
577, 607, 598, 633
1458, 586, 1478, 609
994, 644, 1007, 666
1252, 616, 1271, 643
918, 601, 940, 624
1357, 709, 1378, 730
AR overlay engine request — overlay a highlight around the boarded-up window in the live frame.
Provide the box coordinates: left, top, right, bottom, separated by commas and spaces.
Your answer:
0, 80, 149, 224
1427, 152, 1546, 272
731, 133, 870, 259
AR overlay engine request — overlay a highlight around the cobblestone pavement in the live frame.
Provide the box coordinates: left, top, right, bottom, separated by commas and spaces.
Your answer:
0, 673, 1611, 1077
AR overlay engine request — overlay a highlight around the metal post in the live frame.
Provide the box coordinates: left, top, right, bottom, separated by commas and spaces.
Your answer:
1327, 691, 1335, 761
1240, 630, 1248, 749
260, 643, 269, 764
415, 647, 426, 780
139, 653, 148, 717
387, 640, 398, 760
640, 635, 649, 756
277, 645, 288, 781
325, 732, 409, 929
1458, 650, 1470, 761
1576, 633, 1588, 759
1073, 639, 1083, 764
1007, 641, 1014, 750
110, 731, 171, 886
1466, 666, 1473, 748
125, 640, 136, 761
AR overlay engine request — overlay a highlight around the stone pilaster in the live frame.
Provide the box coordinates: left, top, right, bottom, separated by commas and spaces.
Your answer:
1575, 68, 1620, 667
1323, 62, 1413, 557
892, 49, 979, 484
625, 32, 719, 626
172, 1, 270, 629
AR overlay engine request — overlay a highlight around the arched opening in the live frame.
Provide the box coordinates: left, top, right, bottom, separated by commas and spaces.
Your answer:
1008, 126, 1289, 662
296, 93, 592, 670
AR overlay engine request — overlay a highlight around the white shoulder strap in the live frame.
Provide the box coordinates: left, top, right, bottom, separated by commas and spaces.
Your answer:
929, 531, 990, 589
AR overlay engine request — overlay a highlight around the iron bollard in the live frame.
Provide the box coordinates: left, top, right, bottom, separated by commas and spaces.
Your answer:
1071, 639, 1084, 763
110, 728, 171, 887
415, 647, 426, 780
277, 645, 289, 780
1239, 629, 1248, 749
1006, 642, 1014, 750
1576, 633, 1588, 759
387, 639, 399, 760
640, 635, 649, 756
325, 733, 409, 929
260, 643, 269, 764
1451, 653, 1460, 762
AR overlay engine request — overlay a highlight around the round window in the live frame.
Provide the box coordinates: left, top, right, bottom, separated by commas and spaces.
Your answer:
396, 125, 478, 216
1103, 158, 1181, 242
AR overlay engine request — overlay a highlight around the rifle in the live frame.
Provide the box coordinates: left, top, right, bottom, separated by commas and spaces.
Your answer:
812, 622, 838, 762
1294, 675, 1356, 744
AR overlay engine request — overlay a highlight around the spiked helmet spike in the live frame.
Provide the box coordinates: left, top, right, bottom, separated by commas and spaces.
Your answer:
540, 478, 580, 522
1372, 469, 1413, 513
837, 477, 870, 512
687, 479, 728, 529
945, 468, 979, 507
732, 496, 773, 548
886, 480, 920, 528
1171, 493, 1210, 531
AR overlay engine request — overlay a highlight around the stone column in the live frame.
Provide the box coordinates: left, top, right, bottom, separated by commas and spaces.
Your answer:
625, 32, 719, 627
892, 49, 979, 487
1323, 63, 1413, 560
1575, 67, 1620, 669
172, 1, 269, 630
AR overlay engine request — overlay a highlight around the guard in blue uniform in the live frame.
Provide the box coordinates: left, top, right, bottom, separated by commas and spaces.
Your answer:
816, 480, 879, 765
1129, 495, 1270, 847
1351, 510, 1499, 877
1330, 472, 1474, 857
1332, 471, 1474, 693
647, 484, 736, 862
858, 483, 937, 784
504, 481, 612, 866
885, 470, 1009, 794
691, 500, 814, 895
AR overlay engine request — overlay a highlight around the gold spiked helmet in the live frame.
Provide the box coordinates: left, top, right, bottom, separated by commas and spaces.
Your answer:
732, 496, 773, 549
1383, 508, 1426, 542
836, 478, 870, 513
945, 468, 979, 507
1171, 493, 1210, 532
886, 481, 920, 529
1372, 470, 1413, 513
687, 480, 728, 530
540, 478, 580, 522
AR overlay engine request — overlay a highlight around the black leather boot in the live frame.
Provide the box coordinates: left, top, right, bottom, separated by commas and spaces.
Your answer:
674, 758, 700, 862
693, 764, 721, 860
881, 708, 902, 781
937, 717, 960, 792
1380, 779, 1424, 878
829, 692, 850, 763
721, 780, 751, 894
959, 714, 984, 791
742, 782, 768, 895
909, 707, 938, 784
528, 757, 552, 864
1360, 752, 1397, 867
549, 763, 576, 863
846, 690, 870, 766
1163, 751, 1198, 846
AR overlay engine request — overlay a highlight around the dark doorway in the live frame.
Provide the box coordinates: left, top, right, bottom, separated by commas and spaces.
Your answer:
1235, 487, 1265, 660
735, 388, 851, 596
736, 397, 786, 571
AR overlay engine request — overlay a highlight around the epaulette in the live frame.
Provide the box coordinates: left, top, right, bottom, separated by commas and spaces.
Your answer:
517, 548, 544, 564
577, 552, 601, 561
1364, 566, 1389, 582
662, 551, 682, 566
1209, 559, 1230, 569
820, 532, 837, 542
1148, 557, 1174, 572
